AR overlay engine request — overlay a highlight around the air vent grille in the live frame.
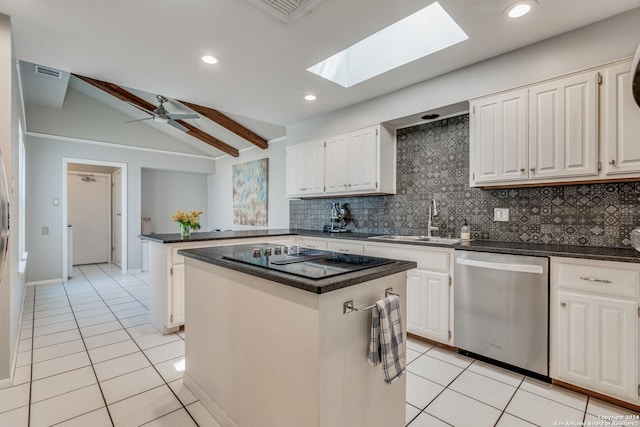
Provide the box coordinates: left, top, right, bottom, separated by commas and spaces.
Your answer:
34, 65, 62, 79
247, 0, 324, 23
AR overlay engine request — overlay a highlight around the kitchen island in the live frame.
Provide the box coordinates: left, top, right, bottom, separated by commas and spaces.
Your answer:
179, 243, 416, 427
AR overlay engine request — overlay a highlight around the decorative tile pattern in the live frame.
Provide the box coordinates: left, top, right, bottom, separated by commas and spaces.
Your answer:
290, 115, 640, 247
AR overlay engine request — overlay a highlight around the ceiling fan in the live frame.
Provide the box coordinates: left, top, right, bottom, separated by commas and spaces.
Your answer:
127, 95, 199, 132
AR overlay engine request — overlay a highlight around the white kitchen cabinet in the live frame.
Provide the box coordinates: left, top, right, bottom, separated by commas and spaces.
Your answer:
287, 124, 396, 198
470, 69, 599, 187
286, 140, 325, 197
148, 235, 296, 333
406, 269, 450, 343
551, 257, 640, 405
326, 239, 364, 255
366, 243, 453, 345
601, 60, 640, 176
296, 236, 328, 250
470, 89, 528, 185
528, 71, 599, 180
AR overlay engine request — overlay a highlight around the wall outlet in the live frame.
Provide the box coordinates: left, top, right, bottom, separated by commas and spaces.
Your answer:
494, 208, 509, 222
42, 226, 49, 235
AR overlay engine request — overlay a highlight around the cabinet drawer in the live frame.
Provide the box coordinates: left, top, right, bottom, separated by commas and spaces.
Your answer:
326, 240, 364, 255
296, 237, 328, 250
365, 244, 450, 272
556, 261, 640, 298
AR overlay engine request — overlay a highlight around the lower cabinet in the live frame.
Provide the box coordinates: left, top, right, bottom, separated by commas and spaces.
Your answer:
366, 243, 453, 345
551, 257, 640, 404
170, 264, 186, 327
406, 269, 450, 343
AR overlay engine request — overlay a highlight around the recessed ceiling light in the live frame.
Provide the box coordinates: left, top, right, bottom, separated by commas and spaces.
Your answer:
504, 0, 537, 18
307, 2, 468, 88
201, 55, 219, 65
303, 94, 317, 101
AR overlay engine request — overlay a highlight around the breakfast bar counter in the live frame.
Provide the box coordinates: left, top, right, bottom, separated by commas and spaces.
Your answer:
179, 243, 416, 427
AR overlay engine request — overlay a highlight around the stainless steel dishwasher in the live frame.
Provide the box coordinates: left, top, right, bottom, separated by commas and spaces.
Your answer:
454, 250, 549, 376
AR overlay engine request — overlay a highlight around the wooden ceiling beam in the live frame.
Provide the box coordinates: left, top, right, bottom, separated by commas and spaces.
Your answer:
178, 100, 268, 149
72, 73, 240, 157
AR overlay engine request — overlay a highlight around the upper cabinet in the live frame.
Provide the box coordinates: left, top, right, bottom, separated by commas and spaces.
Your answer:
285, 139, 325, 197
528, 71, 598, 180
470, 89, 528, 185
470, 59, 640, 188
286, 125, 396, 198
601, 61, 640, 175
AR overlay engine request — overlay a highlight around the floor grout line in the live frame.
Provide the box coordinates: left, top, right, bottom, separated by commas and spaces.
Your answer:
60, 278, 115, 427
73, 264, 198, 426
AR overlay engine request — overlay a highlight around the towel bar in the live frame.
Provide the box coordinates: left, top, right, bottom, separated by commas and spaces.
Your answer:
343, 288, 399, 314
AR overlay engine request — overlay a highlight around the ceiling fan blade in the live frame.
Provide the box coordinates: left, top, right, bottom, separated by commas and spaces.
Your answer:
168, 113, 200, 120
167, 119, 189, 132
125, 117, 153, 123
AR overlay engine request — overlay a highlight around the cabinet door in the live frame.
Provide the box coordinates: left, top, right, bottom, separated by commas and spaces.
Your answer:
557, 290, 639, 402
324, 134, 349, 193
529, 71, 598, 179
285, 145, 305, 196
601, 61, 640, 175
556, 290, 594, 386
406, 269, 450, 344
303, 141, 325, 194
170, 264, 186, 327
348, 127, 379, 192
286, 141, 325, 197
595, 296, 638, 401
470, 90, 528, 185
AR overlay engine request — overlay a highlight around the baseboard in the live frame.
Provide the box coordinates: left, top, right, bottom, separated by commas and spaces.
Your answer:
184, 373, 236, 427
26, 278, 63, 286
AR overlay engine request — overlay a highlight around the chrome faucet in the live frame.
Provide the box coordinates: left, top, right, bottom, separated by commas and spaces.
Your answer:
427, 199, 439, 237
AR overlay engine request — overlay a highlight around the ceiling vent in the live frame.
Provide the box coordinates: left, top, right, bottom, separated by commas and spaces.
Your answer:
34, 64, 62, 79
247, 0, 324, 23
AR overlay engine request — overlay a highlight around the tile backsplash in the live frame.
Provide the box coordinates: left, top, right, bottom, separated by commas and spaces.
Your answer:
289, 114, 640, 248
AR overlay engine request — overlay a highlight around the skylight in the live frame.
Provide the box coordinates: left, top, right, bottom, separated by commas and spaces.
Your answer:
307, 2, 468, 88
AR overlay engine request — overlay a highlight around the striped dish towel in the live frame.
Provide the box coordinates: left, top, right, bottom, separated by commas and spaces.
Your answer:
368, 295, 405, 384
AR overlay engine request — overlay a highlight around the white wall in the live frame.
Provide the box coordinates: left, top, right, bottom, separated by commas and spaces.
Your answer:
287, 8, 640, 144
0, 13, 26, 385
207, 138, 288, 230
141, 169, 208, 234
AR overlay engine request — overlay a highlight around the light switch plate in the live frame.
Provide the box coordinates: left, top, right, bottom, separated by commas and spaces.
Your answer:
494, 208, 509, 222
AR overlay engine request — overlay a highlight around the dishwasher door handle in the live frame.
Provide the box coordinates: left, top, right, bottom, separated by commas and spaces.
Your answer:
456, 257, 544, 274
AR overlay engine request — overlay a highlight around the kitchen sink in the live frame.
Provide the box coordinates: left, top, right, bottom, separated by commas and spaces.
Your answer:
368, 235, 465, 245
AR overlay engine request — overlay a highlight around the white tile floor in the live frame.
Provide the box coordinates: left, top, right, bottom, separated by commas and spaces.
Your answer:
0, 264, 637, 426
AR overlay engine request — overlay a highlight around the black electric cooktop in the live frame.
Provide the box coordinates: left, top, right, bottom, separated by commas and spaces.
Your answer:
222, 245, 395, 280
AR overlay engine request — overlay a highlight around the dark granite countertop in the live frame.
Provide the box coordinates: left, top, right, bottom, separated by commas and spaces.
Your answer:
453, 240, 640, 263
140, 228, 640, 264
178, 244, 417, 294
139, 229, 295, 244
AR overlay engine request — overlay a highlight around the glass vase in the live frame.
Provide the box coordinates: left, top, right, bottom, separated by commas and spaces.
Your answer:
180, 223, 191, 238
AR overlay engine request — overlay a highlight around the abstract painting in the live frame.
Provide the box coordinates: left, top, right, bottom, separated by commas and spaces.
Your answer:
232, 158, 268, 226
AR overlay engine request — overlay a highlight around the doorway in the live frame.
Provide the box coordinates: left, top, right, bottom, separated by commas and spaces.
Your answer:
67, 171, 111, 265
62, 158, 128, 279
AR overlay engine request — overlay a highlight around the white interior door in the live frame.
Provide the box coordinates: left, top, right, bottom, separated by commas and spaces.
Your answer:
112, 169, 122, 267
68, 174, 110, 265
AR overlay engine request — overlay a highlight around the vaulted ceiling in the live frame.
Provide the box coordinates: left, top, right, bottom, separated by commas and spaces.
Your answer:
4, 0, 640, 156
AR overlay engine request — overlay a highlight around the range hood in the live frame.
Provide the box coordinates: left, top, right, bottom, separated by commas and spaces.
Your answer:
633, 41, 640, 108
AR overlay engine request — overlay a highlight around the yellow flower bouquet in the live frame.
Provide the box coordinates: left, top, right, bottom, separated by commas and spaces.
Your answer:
172, 209, 203, 237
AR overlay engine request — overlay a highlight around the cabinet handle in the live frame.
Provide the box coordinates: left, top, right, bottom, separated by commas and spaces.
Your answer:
530, 167, 535, 173
609, 159, 616, 165
560, 302, 567, 308
300, 187, 307, 191
520, 168, 525, 173
580, 276, 613, 284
